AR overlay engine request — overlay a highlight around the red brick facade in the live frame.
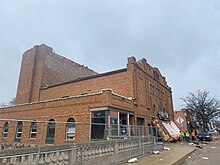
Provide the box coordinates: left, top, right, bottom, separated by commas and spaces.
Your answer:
15, 44, 97, 104
0, 44, 174, 145
174, 110, 188, 132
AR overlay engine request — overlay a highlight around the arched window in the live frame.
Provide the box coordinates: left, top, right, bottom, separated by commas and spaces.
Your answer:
3, 122, 9, 138
30, 121, 37, 139
46, 119, 55, 144
15, 121, 23, 142
66, 118, 76, 140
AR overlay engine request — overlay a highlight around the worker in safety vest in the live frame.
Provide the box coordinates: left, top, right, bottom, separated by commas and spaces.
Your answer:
191, 130, 195, 141
185, 131, 190, 143
179, 131, 184, 142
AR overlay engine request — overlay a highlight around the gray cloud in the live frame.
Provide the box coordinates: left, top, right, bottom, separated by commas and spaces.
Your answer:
0, 0, 220, 109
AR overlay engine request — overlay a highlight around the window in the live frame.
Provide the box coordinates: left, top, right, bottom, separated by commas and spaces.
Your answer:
153, 71, 159, 82
161, 91, 165, 99
46, 119, 55, 144
15, 121, 23, 142
66, 118, 76, 140
91, 111, 106, 140
150, 84, 154, 93
155, 88, 161, 97
153, 104, 156, 111
30, 121, 37, 139
3, 122, 9, 138
156, 88, 158, 96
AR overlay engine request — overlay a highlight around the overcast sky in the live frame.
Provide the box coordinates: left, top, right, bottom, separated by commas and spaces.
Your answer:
0, 0, 220, 110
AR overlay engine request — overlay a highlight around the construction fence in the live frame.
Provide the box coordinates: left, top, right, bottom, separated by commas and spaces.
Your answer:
0, 119, 163, 165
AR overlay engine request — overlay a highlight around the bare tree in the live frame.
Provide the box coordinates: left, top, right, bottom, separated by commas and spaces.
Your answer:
0, 97, 15, 108
181, 90, 220, 131
9, 97, 16, 106
211, 118, 220, 128
0, 102, 7, 108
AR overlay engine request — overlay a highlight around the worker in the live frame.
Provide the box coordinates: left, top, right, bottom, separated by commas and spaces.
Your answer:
179, 131, 184, 142
183, 131, 186, 141
185, 131, 190, 143
191, 130, 195, 141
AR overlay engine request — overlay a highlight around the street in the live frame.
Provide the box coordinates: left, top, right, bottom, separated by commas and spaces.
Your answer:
182, 139, 220, 165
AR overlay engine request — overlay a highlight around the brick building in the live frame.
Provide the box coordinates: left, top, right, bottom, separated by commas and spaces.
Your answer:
0, 44, 174, 146
174, 110, 188, 132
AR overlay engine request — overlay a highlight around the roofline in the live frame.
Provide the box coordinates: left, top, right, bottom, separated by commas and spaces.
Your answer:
41, 68, 127, 89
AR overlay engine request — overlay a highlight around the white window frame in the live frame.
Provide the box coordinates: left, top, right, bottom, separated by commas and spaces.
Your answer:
66, 119, 76, 140
16, 122, 23, 139
30, 122, 37, 139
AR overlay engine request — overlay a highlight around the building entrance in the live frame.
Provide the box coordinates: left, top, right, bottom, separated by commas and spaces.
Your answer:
91, 111, 106, 140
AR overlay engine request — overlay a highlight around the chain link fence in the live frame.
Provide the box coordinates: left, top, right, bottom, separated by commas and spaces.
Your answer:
0, 119, 163, 165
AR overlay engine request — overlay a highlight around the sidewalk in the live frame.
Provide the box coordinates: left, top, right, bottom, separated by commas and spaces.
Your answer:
122, 143, 197, 165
